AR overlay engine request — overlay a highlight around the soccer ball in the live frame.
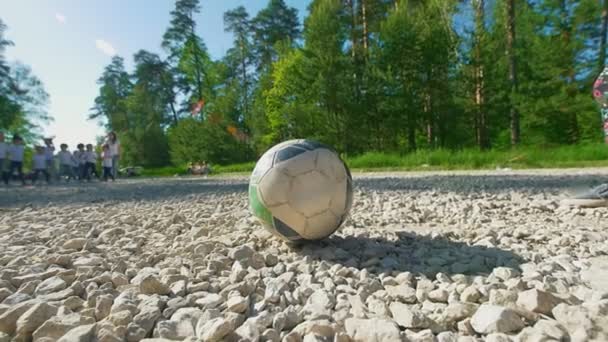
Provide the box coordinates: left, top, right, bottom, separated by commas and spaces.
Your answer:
249, 139, 353, 242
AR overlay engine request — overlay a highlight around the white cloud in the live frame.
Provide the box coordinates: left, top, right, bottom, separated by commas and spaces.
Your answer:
55, 13, 66, 24
95, 39, 117, 56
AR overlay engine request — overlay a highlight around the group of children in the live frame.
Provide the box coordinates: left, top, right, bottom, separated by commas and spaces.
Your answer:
1, 131, 117, 186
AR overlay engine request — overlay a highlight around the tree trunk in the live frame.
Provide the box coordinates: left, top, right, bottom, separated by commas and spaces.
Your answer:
560, 0, 579, 143
361, 0, 369, 57
347, 0, 357, 60
600, 0, 608, 72
189, 13, 204, 105
474, 0, 489, 149
240, 38, 249, 123
169, 101, 178, 126
506, 0, 519, 146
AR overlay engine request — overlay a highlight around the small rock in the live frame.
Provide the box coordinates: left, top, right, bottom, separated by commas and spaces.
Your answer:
389, 302, 430, 329
460, 286, 482, 303
198, 317, 232, 341
140, 275, 170, 295
428, 289, 449, 303
57, 323, 96, 342
229, 245, 255, 261
470, 305, 525, 334
35, 276, 67, 296
485, 333, 512, 342
492, 267, 520, 281
437, 331, 458, 342
95, 294, 113, 321
516, 289, 561, 314
15, 302, 58, 338
62, 238, 88, 250
33, 313, 92, 341
227, 295, 249, 313
344, 318, 401, 342
385, 285, 417, 303
261, 328, 280, 342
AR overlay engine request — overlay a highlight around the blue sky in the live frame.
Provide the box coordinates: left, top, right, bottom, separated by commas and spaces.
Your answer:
1, 0, 310, 148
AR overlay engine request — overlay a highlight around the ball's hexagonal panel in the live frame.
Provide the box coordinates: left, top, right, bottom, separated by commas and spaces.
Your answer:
272, 217, 304, 241
274, 146, 308, 164
304, 211, 340, 240
289, 170, 334, 217
249, 184, 274, 227
270, 203, 307, 235
250, 151, 275, 184
277, 150, 317, 176
329, 178, 347, 216
315, 148, 346, 182
258, 168, 291, 207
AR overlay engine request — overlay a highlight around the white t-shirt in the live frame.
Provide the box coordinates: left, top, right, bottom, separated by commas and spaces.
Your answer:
108, 140, 120, 157
57, 150, 73, 165
85, 151, 97, 163
9, 145, 25, 162
33, 154, 46, 170
102, 151, 113, 167
0, 142, 7, 159
44, 145, 55, 160
71, 152, 79, 167
74, 150, 86, 165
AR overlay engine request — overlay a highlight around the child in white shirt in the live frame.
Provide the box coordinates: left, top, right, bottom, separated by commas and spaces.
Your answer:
43, 137, 55, 181
75, 144, 86, 181
32, 146, 50, 184
101, 144, 115, 181
83, 144, 98, 181
3, 135, 25, 185
57, 144, 76, 181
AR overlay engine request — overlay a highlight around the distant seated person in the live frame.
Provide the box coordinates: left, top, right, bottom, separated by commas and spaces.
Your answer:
187, 161, 210, 176
200, 161, 211, 176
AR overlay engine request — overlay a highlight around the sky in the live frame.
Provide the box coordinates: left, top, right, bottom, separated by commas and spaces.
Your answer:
0, 0, 310, 148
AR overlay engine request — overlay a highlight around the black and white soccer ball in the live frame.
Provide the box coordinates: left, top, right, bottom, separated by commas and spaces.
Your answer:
248, 139, 353, 242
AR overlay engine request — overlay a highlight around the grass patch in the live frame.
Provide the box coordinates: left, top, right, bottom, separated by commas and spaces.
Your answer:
213, 162, 256, 174
140, 144, 608, 177
140, 166, 185, 177
346, 144, 608, 171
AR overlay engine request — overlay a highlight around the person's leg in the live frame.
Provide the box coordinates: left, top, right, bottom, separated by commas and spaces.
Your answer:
44, 170, 50, 183
16, 162, 25, 185
32, 170, 39, 184
46, 160, 55, 182
3, 160, 12, 185
112, 156, 119, 179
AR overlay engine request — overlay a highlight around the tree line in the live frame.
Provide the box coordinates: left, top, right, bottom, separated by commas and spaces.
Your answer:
0, 19, 50, 142
91, 0, 608, 168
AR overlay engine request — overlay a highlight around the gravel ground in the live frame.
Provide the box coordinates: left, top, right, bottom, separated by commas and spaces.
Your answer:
0, 169, 607, 342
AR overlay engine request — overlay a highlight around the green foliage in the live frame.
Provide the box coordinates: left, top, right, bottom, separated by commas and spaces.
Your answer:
91, 0, 608, 172
167, 117, 252, 166
0, 19, 50, 143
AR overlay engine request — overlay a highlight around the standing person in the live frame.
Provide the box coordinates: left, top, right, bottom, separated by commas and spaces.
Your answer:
71, 149, 81, 180
75, 144, 86, 181
57, 144, 76, 181
101, 144, 115, 181
107, 132, 120, 179
3, 135, 25, 186
0, 132, 6, 181
32, 146, 50, 184
83, 144, 98, 181
43, 137, 56, 181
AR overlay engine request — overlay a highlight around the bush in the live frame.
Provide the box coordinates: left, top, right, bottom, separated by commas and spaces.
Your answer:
168, 118, 254, 166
